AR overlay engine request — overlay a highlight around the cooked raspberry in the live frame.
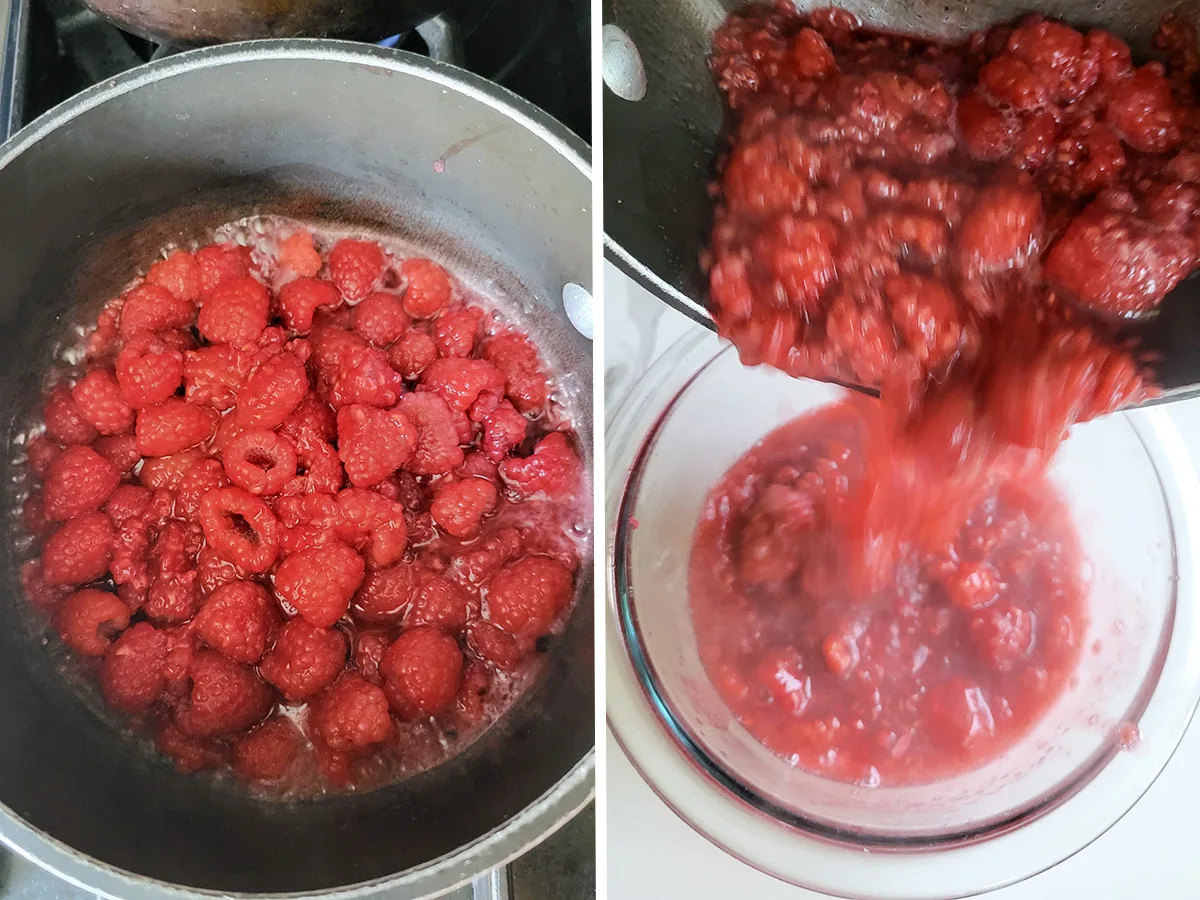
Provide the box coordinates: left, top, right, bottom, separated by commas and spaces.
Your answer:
388, 329, 439, 378
278, 230, 323, 278
136, 399, 217, 456
71, 369, 134, 436
483, 331, 550, 414
144, 521, 202, 624
282, 438, 344, 496
200, 487, 280, 573
161, 625, 197, 688
119, 283, 195, 338
233, 718, 303, 781
198, 276, 270, 346
450, 407, 475, 444
468, 620, 524, 677
279, 523, 340, 555
276, 493, 339, 528
455, 658, 493, 722
176, 650, 272, 737
196, 544, 248, 594
397, 391, 465, 475
884, 275, 966, 371
336, 404, 417, 487
457, 451, 499, 483
334, 488, 407, 566
222, 427, 298, 495
236, 352, 309, 430
499, 432, 582, 499
407, 572, 478, 633
956, 90, 1016, 162
312, 328, 405, 409
1107, 65, 1183, 154
43, 445, 120, 520
109, 510, 152, 608
329, 239, 387, 302
193, 581, 277, 665
54, 588, 130, 656
22, 493, 50, 537
400, 258, 452, 318
480, 401, 528, 462
114, 334, 184, 408
430, 478, 498, 538
139, 447, 206, 490
406, 510, 437, 547
486, 555, 573, 642
42, 511, 114, 585
91, 435, 139, 474
22, 559, 71, 611
354, 630, 392, 683
100, 622, 168, 712
978, 55, 1046, 110
352, 291, 410, 347
105, 483, 152, 523
27, 435, 62, 479
352, 563, 417, 624
311, 673, 394, 752
183, 344, 254, 410
432, 306, 483, 358
278, 393, 337, 446
380, 626, 463, 717
259, 618, 347, 701
156, 723, 230, 773
43, 384, 99, 445
274, 541, 364, 627
278, 277, 342, 333
147, 250, 202, 304
418, 358, 506, 412
174, 458, 229, 520
195, 243, 253, 295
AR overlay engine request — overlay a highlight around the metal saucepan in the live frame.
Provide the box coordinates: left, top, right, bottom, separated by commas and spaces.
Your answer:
0, 40, 593, 899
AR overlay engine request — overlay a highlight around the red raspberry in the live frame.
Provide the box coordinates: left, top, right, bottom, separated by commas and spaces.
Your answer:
418, 358, 506, 412
281, 437, 344, 496
183, 345, 254, 410
276, 493, 339, 528
162, 625, 197, 690
388, 330, 438, 378
278, 393, 337, 446
175, 458, 230, 520
71, 369, 134, 436
312, 327, 405, 409
54, 588, 130, 656
197, 544, 249, 594
139, 447, 206, 490
352, 291, 410, 347
136, 399, 217, 456
156, 723, 230, 773
354, 630, 392, 683
278, 277, 342, 333
259, 618, 347, 701
486, 555, 574, 642
198, 276, 270, 346
279, 523, 339, 555
222, 427, 298, 495
400, 258, 452, 318
480, 401, 528, 462
278, 230, 323, 278
1107, 66, 1182, 154
432, 306, 483, 358
397, 392, 464, 475
105, 483, 152, 523
233, 718, 303, 782
147, 250, 201, 303
42, 511, 114, 585
311, 673, 394, 752
44, 445, 120, 520
176, 649, 272, 737
115, 334, 184, 408
483, 331, 550, 414
119, 283, 195, 338
43, 384, 99, 445
90, 435, 139, 473
144, 521, 202, 624
274, 541, 365, 627
450, 407, 475, 444
406, 510, 437, 548
334, 487, 408, 566
22, 493, 50, 537
336, 404, 418, 487
27, 434, 63, 479
352, 563, 418, 624
499, 432, 582, 499
407, 572, 478, 633
22, 559, 72, 611
100, 622, 168, 712
466, 620, 524, 671
456, 658, 493, 722
236, 352, 309, 430
380, 626, 463, 717
457, 451, 499, 482
329, 239, 387, 302
193, 581, 277, 664
200, 487, 280, 573
109, 513, 152, 608
430, 478, 498, 538
195, 243, 252, 295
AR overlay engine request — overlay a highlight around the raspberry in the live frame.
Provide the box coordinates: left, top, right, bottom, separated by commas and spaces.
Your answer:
311, 673, 394, 752
400, 258, 452, 318
406, 510, 437, 548
499, 432, 582, 499
109, 514, 152, 608
91, 435, 141, 474
388, 330, 438, 378
1107, 66, 1183, 154
450, 407, 475, 444
354, 630, 392, 683
483, 331, 550, 414
156, 723, 230, 773
337, 404, 417, 487
183, 345, 253, 410
175, 458, 230, 520
352, 563, 417, 624
457, 451, 499, 482
100, 622, 167, 712
278, 277, 342, 333
329, 239, 387, 302
334, 487, 408, 566
162, 625, 197, 689
466, 620, 524, 671
274, 541, 364, 627
281, 438, 344, 496
486, 555, 573, 642
193, 581, 278, 665
418, 358, 506, 411
146, 250, 202, 304
278, 230, 323, 278
456, 658, 493, 722
195, 243, 252, 295
22, 559, 72, 611
352, 291, 410, 347
44, 445, 120, 520
200, 487, 280, 573
233, 718, 303, 782
22, 493, 50, 537
276, 492, 339, 528
197, 544, 248, 594
431, 478, 498, 538
236, 352, 309, 430
72, 369, 135, 436
198, 276, 270, 347
136, 399, 217, 456
176, 650, 272, 737
42, 511, 114, 585
407, 572, 478, 633
278, 394, 337, 446
259, 618, 347, 701
144, 521, 202, 624
115, 334, 184, 408
222, 427, 298, 495
432, 306, 482, 358
105, 483, 153, 523
43, 384, 99, 445
119, 283, 195, 338
481, 401, 528, 462
312, 328, 405, 409
27, 435, 62, 479
54, 588, 130, 656
398, 392, 465, 475
139, 447, 206, 490
380, 626, 463, 717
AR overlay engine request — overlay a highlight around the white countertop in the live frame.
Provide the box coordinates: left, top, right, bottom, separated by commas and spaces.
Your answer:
604, 261, 1200, 900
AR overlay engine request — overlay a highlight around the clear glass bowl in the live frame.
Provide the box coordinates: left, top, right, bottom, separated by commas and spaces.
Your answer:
606, 329, 1200, 899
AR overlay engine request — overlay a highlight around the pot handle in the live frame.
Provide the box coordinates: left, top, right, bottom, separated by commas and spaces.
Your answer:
442, 865, 511, 900
414, 14, 465, 67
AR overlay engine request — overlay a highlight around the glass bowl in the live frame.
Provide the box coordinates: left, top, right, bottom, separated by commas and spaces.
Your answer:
606, 329, 1200, 899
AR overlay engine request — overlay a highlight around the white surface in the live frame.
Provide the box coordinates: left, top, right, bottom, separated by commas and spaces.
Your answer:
603, 261, 1200, 899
